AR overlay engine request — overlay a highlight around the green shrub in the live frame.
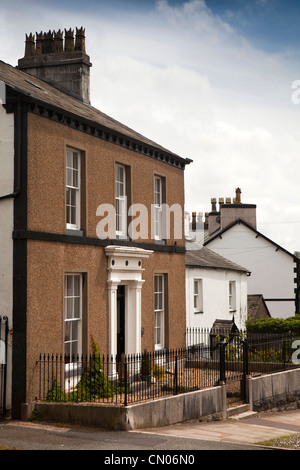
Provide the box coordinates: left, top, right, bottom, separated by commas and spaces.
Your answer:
153, 363, 164, 379
246, 317, 300, 334
46, 340, 122, 403
71, 340, 116, 401
46, 375, 68, 402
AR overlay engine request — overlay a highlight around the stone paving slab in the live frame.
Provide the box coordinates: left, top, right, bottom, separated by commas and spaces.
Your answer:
135, 410, 300, 446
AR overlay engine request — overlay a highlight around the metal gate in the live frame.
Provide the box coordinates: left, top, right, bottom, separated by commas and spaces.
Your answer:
0, 316, 8, 416
220, 335, 248, 404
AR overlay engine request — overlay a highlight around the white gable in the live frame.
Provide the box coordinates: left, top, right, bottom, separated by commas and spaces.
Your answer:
206, 222, 296, 318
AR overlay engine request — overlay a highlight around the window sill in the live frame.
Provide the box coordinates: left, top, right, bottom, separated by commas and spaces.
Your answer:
66, 229, 84, 237
154, 239, 166, 245
116, 234, 130, 241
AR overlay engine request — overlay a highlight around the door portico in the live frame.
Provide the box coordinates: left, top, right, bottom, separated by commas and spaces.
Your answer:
105, 246, 153, 361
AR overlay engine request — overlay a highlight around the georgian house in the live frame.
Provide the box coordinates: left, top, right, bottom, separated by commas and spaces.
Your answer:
0, 28, 191, 417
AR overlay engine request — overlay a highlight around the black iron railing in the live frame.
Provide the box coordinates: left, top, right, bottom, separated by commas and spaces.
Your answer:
37, 330, 300, 406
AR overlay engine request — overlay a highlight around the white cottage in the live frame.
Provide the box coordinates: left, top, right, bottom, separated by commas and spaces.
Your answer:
185, 247, 249, 333
186, 189, 299, 319
203, 189, 298, 318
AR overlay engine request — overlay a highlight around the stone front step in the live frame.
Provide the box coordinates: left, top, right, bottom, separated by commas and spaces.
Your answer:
227, 403, 257, 419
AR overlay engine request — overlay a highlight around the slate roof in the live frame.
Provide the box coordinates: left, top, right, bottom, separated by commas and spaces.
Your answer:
185, 246, 249, 273
247, 294, 271, 320
0, 59, 191, 167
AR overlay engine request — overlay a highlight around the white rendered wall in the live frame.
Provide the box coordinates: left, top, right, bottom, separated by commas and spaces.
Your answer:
207, 223, 296, 318
186, 266, 248, 332
0, 103, 14, 412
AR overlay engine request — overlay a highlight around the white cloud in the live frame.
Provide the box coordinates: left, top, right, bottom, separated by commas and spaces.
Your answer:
1, 0, 300, 252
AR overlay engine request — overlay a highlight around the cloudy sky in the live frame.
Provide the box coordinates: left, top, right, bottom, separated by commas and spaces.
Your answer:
1, 0, 300, 253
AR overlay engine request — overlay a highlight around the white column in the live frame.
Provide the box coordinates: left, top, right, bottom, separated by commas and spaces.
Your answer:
127, 280, 144, 356
107, 280, 119, 378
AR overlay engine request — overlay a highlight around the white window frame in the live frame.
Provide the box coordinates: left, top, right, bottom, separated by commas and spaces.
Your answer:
154, 176, 163, 240
66, 149, 80, 230
154, 274, 164, 350
229, 281, 236, 312
193, 279, 203, 313
115, 164, 127, 237
64, 273, 82, 359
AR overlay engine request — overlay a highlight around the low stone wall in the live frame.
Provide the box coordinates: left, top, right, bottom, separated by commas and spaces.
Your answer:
247, 368, 300, 412
21, 369, 300, 429
21, 384, 226, 430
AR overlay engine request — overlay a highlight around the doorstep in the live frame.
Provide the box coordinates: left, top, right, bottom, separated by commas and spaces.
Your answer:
227, 403, 258, 419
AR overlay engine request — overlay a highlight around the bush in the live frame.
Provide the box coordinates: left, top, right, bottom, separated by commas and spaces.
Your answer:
246, 317, 300, 334
46, 375, 68, 402
71, 340, 116, 401
46, 340, 123, 403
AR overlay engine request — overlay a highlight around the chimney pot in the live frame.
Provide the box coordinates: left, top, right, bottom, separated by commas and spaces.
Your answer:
211, 198, 217, 212
235, 187, 242, 204
18, 27, 92, 103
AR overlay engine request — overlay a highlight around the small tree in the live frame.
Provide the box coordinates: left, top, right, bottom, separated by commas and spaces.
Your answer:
46, 374, 68, 402
73, 339, 115, 400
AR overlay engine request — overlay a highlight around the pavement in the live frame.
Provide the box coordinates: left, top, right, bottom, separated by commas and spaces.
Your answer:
1, 407, 300, 450
135, 408, 300, 448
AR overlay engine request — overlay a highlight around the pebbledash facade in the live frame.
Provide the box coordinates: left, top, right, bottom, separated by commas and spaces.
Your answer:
0, 28, 192, 417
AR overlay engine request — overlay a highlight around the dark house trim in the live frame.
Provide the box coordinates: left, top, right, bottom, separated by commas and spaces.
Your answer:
7, 87, 192, 170
13, 229, 186, 254
12, 101, 28, 419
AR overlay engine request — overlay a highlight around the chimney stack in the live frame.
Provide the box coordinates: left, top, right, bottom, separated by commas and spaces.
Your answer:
207, 188, 257, 234
17, 27, 92, 104
220, 188, 256, 230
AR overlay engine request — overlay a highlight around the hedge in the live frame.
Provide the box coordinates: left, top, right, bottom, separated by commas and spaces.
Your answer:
246, 316, 300, 334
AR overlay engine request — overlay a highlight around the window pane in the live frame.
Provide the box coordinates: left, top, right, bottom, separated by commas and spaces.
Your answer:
67, 167, 73, 186
72, 152, 78, 170
74, 298, 80, 318
70, 188, 77, 206
66, 187, 71, 205
71, 206, 76, 225
73, 169, 78, 188
74, 275, 80, 296
65, 321, 71, 342
65, 342, 70, 357
72, 321, 78, 342
67, 150, 73, 168
65, 275, 73, 296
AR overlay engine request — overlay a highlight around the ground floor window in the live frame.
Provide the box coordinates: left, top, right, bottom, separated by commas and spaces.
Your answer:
193, 278, 203, 313
154, 274, 165, 350
229, 280, 236, 312
64, 273, 82, 358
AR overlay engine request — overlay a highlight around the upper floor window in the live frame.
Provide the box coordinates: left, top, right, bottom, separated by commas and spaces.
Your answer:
154, 176, 163, 240
66, 149, 80, 230
115, 164, 127, 237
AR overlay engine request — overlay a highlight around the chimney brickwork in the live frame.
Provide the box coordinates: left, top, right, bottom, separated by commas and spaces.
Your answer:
17, 27, 92, 103
207, 188, 257, 234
